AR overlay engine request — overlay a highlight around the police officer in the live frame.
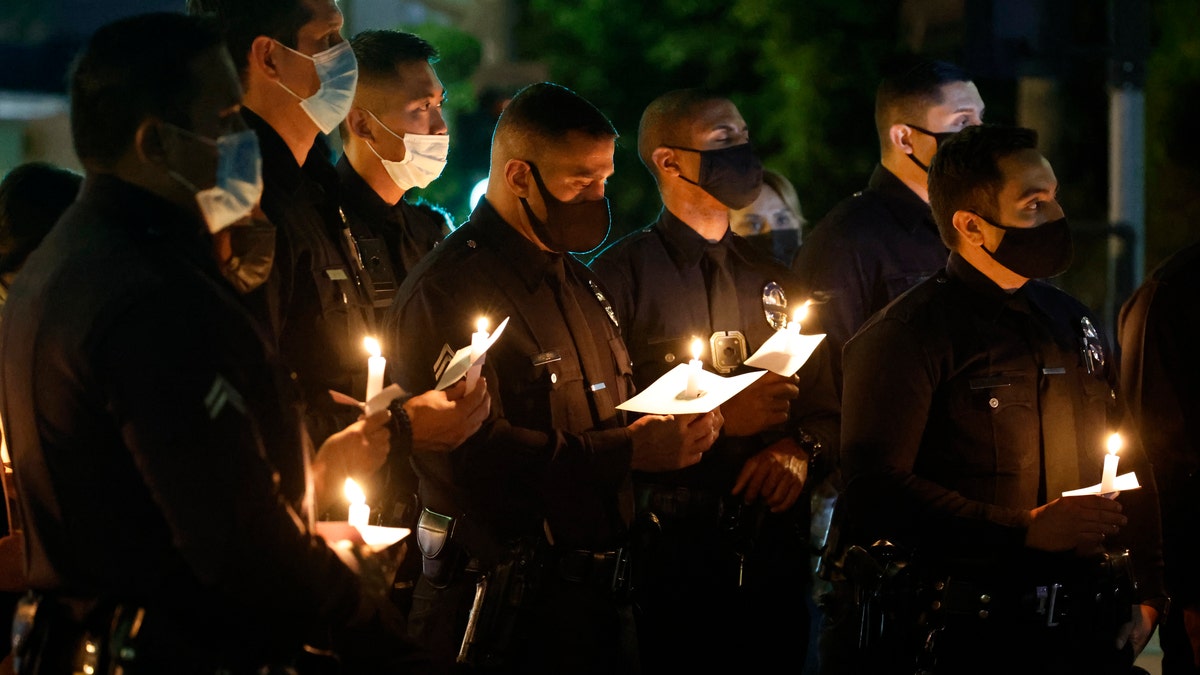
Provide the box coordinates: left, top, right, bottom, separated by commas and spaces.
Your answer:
791, 57, 984, 379
1120, 242, 1200, 674
338, 29, 452, 314
189, 0, 489, 518
0, 14, 432, 671
0, 162, 82, 661
828, 124, 1167, 674
589, 89, 840, 672
384, 82, 722, 674
187, 0, 369, 450
336, 27, 456, 616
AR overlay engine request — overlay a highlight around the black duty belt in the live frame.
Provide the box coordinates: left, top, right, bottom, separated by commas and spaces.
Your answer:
634, 483, 723, 524
556, 548, 630, 593
929, 569, 1133, 631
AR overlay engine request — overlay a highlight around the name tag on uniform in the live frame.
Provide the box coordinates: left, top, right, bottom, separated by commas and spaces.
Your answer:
324, 268, 349, 281
531, 351, 561, 366
1041, 367, 1067, 375
590, 382, 607, 392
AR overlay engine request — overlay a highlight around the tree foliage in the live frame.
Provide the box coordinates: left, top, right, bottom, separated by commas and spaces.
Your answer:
517, 0, 902, 241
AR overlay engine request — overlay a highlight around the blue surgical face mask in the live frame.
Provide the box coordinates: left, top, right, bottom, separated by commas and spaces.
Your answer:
166, 124, 264, 234
275, 40, 358, 135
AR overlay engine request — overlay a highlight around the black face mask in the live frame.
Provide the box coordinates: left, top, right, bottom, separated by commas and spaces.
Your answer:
520, 162, 611, 254
904, 123, 957, 173
668, 142, 763, 209
974, 212, 1074, 279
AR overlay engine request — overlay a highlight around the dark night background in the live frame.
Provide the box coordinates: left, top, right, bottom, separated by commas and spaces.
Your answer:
2, 0, 1198, 341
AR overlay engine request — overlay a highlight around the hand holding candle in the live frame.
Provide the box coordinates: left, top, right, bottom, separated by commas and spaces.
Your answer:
1100, 432, 1121, 495
685, 338, 704, 399
363, 337, 385, 402
466, 317, 489, 391
345, 478, 370, 528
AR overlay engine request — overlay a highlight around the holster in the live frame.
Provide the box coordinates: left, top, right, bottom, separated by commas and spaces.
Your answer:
417, 507, 462, 588
457, 538, 545, 669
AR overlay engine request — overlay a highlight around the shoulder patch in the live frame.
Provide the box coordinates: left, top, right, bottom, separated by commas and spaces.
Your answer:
433, 343, 456, 381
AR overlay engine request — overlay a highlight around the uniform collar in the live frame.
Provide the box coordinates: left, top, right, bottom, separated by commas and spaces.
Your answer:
243, 108, 336, 197
78, 174, 217, 272
946, 251, 1032, 318
464, 198, 564, 292
336, 154, 394, 223
867, 164, 938, 236
656, 207, 740, 271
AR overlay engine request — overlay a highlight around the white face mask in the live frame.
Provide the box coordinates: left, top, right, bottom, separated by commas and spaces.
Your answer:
166, 125, 264, 234
363, 110, 449, 192
275, 40, 358, 135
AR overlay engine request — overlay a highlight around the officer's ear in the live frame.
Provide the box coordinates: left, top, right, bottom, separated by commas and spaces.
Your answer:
133, 117, 167, 166
889, 124, 916, 154
249, 36, 282, 81
651, 146, 680, 179
952, 210, 985, 246
504, 159, 533, 199
345, 108, 374, 142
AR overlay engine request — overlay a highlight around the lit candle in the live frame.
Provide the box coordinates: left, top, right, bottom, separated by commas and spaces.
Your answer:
363, 336, 385, 402
1100, 432, 1121, 494
466, 317, 489, 391
471, 317, 490, 358
345, 478, 370, 528
685, 338, 704, 399
789, 301, 810, 334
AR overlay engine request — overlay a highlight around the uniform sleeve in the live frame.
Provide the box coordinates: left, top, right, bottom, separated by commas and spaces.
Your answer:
94, 294, 365, 635
789, 338, 841, 483
840, 317, 1029, 555
1119, 280, 1199, 605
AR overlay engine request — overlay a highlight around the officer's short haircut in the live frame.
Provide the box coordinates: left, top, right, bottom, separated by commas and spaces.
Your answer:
341, 30, 440, 138
351, 30, 439, 81
0, 162, 82, 276
70, 13, 224, 169
187, 0, 311, 75
875, 57, 973, 147
493, 82, 616, 160
638, 89, 726, 177
928, 124, 1039, 248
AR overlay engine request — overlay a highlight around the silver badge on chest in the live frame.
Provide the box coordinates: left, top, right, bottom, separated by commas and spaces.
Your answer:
762, 280, 788, 330
588, 280, 619, 328
1079, 316, 1106, 375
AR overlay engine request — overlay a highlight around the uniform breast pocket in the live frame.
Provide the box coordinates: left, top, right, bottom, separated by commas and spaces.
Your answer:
608, 336, 634, 380
312, 265, 353, 316
1079, 370, 1114, 406
638, 335, 690, 383
884, 272, 932, 299
507, 350, 584, 428
1078, 370, 1116, 431
952, 372, 1040, 473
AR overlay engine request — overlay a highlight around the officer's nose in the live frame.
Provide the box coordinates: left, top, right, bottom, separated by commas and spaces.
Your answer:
1042, 199, 1065, 224
581, 181, 607, 201
431, 107, 448, 135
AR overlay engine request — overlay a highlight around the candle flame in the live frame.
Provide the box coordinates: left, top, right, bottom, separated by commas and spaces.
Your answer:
691, 338, 704, 361
344, 477, 366, 504
363, 336, 381, 358
476, 316, 490, 334
793, 301, 810, 326
1106, 432, 1123, 456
